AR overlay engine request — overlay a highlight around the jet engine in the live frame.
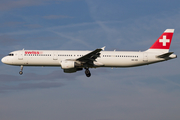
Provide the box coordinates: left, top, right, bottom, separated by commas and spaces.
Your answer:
61, 60, 83, 73
61, 60, 75, 69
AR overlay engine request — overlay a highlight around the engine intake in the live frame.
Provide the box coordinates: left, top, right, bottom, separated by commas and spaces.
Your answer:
61, 60, 75, 69
61, 60, 83, 73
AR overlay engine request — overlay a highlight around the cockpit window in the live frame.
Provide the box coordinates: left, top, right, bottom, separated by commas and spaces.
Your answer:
8, 54, 14, 56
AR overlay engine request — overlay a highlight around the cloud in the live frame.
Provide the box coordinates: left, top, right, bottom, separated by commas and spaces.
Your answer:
51, 31, 93, 49
1, 21, 24, 27
0, 70, 82, 82
0, 0, 43, 11
0, 70, 83, 93
0, 0, 76, 11
0, 35, 21, 46
0, 74, 21, 83
23, 70, 82, 81
24, 24, 42, 29
43, 15, 73, 19
0, 82, 63, 93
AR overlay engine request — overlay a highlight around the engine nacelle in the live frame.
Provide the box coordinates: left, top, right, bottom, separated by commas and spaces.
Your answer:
61, 60, 83, 73
61, 60, 75, 69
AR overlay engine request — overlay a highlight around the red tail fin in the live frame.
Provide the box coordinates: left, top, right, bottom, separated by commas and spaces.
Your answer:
149, 29, 174, 50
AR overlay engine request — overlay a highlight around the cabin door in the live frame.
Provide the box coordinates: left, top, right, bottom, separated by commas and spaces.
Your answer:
53, 52, 58, 60
18, 51, 23, 60
143, 53, 148, 62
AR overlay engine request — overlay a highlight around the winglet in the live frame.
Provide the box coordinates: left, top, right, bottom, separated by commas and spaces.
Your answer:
101, 46, 106, 51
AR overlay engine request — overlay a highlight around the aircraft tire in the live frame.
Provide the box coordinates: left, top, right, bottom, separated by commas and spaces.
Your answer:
86, 73, 91, 77
19, 71, 23, 75
85, 69, 91, 77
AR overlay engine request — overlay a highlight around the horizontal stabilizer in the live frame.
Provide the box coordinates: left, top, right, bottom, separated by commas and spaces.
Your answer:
157, 52, 174, 58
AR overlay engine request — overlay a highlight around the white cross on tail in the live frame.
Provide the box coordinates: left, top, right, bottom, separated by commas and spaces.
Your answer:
159, 35, 170, 46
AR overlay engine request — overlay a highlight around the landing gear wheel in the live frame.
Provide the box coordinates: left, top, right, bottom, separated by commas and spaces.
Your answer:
86, 72, 91, 77
85, 69, 91, 77
19, 71, 23, 75
19, 65, 23, 75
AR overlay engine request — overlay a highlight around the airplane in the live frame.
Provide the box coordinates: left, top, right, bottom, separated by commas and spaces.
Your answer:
1, 29, 177, 77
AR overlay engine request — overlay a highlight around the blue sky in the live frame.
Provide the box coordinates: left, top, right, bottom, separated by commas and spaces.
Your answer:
0, 0, 180, 120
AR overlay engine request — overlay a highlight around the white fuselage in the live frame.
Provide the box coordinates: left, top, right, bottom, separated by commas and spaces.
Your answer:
1, 50, 175, 68
1, 29, 177, 77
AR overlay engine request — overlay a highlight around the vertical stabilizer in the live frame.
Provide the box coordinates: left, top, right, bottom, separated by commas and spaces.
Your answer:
146, 29, 174, 53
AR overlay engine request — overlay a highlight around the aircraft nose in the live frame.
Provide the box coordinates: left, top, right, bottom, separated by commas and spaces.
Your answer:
1, 57, 6, 63
1, 57, 9, 64
1, 56, 13, 65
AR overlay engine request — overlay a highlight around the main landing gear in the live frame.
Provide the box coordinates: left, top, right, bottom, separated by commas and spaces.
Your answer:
19, 65, 23, 75
85, 68, 91, 77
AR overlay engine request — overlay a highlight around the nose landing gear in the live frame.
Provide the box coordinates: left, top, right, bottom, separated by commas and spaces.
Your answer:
19, 65, 23, 75
85, 68, 91, 77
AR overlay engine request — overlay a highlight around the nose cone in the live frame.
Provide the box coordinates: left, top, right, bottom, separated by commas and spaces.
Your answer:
1, 57, 11, 64
1, 57, 5, 63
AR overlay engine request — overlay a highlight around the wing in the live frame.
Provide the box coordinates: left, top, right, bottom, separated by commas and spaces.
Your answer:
76, 46, 105, 63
